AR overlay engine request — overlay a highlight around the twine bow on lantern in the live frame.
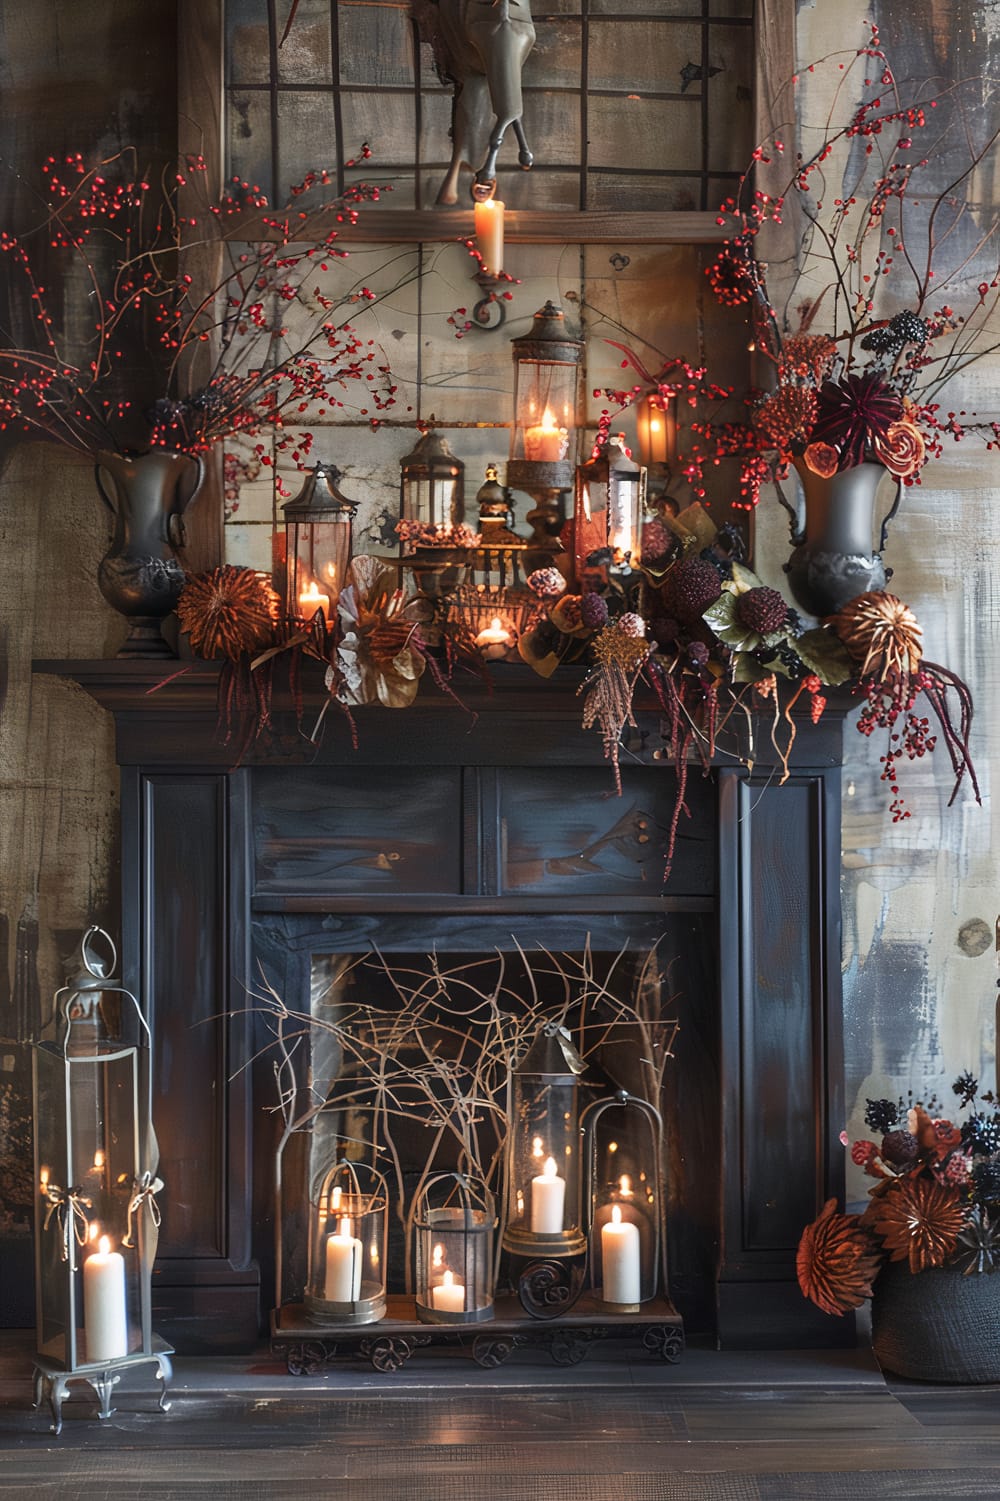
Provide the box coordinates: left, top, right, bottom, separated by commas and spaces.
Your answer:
121, 1171, 164, 1249
542, 1021, 587, 1076
42, 1184, 92, 1262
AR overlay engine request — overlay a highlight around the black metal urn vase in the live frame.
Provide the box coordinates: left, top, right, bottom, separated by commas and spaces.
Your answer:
783, 460, 901, 618
95, 449, 204, 658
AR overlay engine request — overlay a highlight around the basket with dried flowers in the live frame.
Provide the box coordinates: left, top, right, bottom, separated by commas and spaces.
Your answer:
798, 1072, 1000, 1381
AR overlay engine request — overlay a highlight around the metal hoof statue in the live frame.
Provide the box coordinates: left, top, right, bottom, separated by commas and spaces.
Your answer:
415, 0, 536, 205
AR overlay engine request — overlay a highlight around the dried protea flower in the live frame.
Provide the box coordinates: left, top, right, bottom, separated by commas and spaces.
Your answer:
870, 1173, 967, 1274
177, 565, 281, 661
796, 1199, 883, 1315
661, 557, 723, 624
735, 585, 788, 634
617, 612, 647, 639
833, 591, 923, 679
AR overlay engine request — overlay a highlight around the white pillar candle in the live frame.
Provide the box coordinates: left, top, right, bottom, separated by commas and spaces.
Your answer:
431, 1268, 466, 1313
324, 1217, 362, 1302
523, 408, 566, 463
83, 1235, 128, 1363
530, 1156, 566, 1234
473, 198, 505, 275
601, 1205, 641, 1305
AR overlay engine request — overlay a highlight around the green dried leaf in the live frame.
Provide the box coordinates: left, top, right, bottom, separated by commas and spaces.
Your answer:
795, 626, 854, 686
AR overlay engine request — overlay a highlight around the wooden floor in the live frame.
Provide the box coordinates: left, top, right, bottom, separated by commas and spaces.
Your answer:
1, 1332, 999, 1499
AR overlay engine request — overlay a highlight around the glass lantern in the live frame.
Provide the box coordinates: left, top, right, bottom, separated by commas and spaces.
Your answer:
635, 393, 677, 511
507, 302, 583, 498
305, 1160, 387, 1326
502, 1023, 587, 1258
574, 435, 647, 581
414, 1173, 496, 1325
32, 926, 171, 1434
281, 462, 357, 623
399, 430, 465, 534
583, 1092, 664, 1312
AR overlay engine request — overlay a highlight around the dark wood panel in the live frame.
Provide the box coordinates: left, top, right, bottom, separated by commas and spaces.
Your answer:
252, 766, 464, 897
499, 767, 715, 898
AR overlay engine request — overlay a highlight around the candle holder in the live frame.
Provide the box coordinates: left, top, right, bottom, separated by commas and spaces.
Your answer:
583, 1091, 664, 1312
414, 1173, 496, 1325
31, 926, 171, 1434
280, 463, 358, 627
399, 430, 466, 534
507, 303, 583, 506
574, 436, 647, 588
305, 1160, 388, 1327
502, 1022, 587, 1260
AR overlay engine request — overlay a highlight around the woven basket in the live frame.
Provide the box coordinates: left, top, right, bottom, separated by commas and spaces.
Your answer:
871, 1259, 1000, 1383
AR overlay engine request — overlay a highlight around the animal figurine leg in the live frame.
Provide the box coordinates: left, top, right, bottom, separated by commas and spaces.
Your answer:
436, 72, 492, 205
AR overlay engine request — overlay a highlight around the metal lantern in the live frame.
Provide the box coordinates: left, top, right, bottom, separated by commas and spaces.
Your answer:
305, 1160, 388, 1326
507, 302, 583, 497
635, 393, 677, 510
399, 430, 465, 533
502, 1022, 587, 1258
583, 1091, 664, 1312
414, 1172, 496, 1325
574, 435, 647, 580
281, 462, 358, 623
31, 927, 170, 1434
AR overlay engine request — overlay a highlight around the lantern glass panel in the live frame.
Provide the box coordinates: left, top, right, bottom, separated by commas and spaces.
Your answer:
607, 469, 646, 564
635, 395, 676, 469
305, 1161, 387, 1325
589, 1102, 659, 1308
287, 515, 353, 620
399, 432, 465, 533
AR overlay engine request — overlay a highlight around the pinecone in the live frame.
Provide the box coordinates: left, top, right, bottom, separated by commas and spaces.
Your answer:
736, 585, 789, 634
661, 558, 723, 624
880, 1129, 919, 1166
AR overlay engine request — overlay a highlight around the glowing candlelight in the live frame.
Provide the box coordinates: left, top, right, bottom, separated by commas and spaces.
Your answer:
431, 1268, 466, 1313
601, 1204, 641, 1306
298, 579, 331, 619
524, 408, 567, 463
473, 198, 505, 275
84, 1234, 128, 1363
324, 1215, 362, 1302
530, 1155, 565, 1234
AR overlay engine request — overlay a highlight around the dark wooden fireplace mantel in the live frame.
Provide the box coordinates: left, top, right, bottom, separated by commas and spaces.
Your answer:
35, 659, 850, 1353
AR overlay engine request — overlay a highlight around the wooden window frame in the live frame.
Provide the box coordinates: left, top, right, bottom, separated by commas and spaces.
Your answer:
181, 0, 793, 246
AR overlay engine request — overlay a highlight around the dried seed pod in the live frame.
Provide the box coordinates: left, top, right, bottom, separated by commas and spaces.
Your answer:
177, 565, 281, 661
833, 590, 923, 679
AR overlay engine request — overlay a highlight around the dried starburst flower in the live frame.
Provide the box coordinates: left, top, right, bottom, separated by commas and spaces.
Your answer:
177, 565, 281, 661
833, 591, 923, 679
870, 1173, 967, 1274
952, 1205, 1000, 1275
812, 372, 903, 468
796, 1199, 883, 1315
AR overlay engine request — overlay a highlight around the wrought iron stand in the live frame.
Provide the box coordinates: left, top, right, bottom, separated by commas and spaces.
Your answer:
32, 1338, 174, 1435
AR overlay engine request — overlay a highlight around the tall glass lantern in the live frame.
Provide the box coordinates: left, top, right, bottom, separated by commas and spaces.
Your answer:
574, 435, 647, 580
502, 1023, 587, 1258
635, 393, 677, 510
507, 302, 583, 498
32, 927, 171, 1434
281, 462, 358, 623
305, 1160, 388, 1326
399, 430, 465, 533
583, 1091, 664, 1311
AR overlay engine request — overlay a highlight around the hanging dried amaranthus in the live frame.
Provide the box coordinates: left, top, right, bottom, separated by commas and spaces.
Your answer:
579, 615, 653, 795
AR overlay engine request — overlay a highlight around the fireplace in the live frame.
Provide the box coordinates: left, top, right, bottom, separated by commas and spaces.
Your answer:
38, 659, 849, 1353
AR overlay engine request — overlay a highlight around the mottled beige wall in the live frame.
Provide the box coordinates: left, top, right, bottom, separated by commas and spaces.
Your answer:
763, 1, 1000, 1196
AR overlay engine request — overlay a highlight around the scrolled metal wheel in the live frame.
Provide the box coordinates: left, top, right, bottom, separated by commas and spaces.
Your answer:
517, 1257, 586, 1319
641, 1325, 685, 1363
286, 1340, 332, 1376
547, 1329, 591, 1366
473, 1334, 521, 1369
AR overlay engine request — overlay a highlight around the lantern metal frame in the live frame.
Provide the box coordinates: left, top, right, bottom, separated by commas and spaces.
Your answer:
305, 1159, 388, 1327
502, 1022, 587, 1259
582, 1090, 665, 1314
281, 462, 358, 624
573, 435, 647, 584
31, 926, 171, 1435
414, 1172, 497, 1325
399, 429, 466, 534
507, 302, 583, 501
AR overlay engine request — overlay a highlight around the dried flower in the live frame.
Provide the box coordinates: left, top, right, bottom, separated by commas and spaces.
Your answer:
177, 566, 281, 661
870, 1173, 967, 1274
952, 1206, 1000, 1276
803, 441, 840, 478
579, 592, 610, 630
834, 592, 923, 679
864, 1098, 900, 1133
811, 372, 903, 469
796, 1199, 882, 1316
527, 567, 567, 599
753, 386, 819, 452
872, 420, 926, 479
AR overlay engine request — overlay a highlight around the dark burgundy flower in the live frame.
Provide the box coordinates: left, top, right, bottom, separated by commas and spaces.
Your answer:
812, 372, 903, 468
